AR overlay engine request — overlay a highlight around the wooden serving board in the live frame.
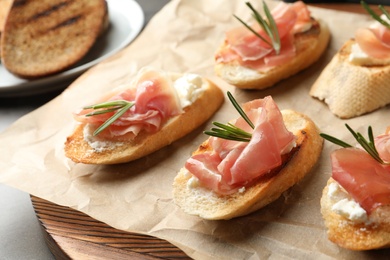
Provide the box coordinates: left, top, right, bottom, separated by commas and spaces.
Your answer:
30, 196, 190, 259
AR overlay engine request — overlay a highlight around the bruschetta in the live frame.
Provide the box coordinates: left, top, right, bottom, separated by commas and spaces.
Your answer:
173, 93, 323, 220
320, 125, 390, 250
214, 1, 330, 90
64, 67, 224, 164
310, 2, 390, 119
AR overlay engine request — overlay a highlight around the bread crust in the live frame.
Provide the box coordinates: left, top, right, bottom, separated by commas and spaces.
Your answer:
1, 0, 108, 78
64, 75, 224, 164
173, 110, 323, 220
215, 19, 330, 89
321, 178, 390, 250
310, 39, 390, 119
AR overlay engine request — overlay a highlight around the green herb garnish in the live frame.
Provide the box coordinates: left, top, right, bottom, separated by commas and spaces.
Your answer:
320, 124, 389, 165
361, 1, 390, 29
234, 1, 281, 55
83, 100, 135, 136
204, 92, 253, 142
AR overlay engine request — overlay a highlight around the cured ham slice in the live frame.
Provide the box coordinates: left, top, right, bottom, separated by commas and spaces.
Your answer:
185, 96, 296, 195
375, 132, 390, 163
216, 1, 312, 70
331, 148, 390, 214
74, 68, 183, 140
355, 17, 390, 59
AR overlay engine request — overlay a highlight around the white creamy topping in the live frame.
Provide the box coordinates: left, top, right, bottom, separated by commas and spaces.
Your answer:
292, 22, 312, 34
327, 182, 368, 224
349, 43, 390, 66
332, 199, 368, 223
173, 74, 206, 108
83, 125, 124, 152
187, 175, 200, 189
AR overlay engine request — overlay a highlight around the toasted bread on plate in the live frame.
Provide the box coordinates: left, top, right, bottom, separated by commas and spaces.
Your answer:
1, 0, 108, 78
0, 0, 12, 57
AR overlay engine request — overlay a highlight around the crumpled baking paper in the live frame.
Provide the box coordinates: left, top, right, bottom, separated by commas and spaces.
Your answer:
1, 0, 389, 259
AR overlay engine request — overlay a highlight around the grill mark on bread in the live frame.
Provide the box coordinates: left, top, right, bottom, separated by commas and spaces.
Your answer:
29, 1, 70, 22
51, 15, 81, 30
13, 0, 27, 8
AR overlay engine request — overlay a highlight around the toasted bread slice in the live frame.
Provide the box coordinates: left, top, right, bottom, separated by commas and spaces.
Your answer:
0, 0, 12, 57
173, 109, 323, 220
1, 0, 108, 78
215, 19, 330, 90
310, 39, 390, 119
64, 73, 224, 165
321, 178, 390, 250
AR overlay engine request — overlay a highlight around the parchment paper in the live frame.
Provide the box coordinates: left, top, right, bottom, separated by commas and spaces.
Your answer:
1, 0, 389, 259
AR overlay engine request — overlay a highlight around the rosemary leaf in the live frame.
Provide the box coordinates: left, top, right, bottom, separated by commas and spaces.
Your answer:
83, 100, 130, 110
319, 133, 352, 148
85, 108, 123, 117
227, 91, 254, 129
233, 14, 272, 47
213, 122, 252, 138
262, 1, 281, 54
81, 99, 135, 136
204, 130, 251, 142
234, 1, 281, 54
93, 102, 134, 136
380, 5, 390, 22
322, 123, 390, 165
361, 1, 390, 29
204, 92, 253, 142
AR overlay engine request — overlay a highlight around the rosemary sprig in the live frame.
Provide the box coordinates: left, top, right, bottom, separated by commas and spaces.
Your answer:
234, 1, 281, 55
83, 100, 135, 136
320, 124, 389, 165
361, 1, 390, 29
204, 92, 254, 142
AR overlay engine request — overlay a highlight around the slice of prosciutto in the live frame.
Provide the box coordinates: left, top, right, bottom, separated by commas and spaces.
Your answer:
74, 68, 183, 140
355, 15, 390, 59
185, 96, 296, 195
331, 142, 390, 214
215, 1, 312, 71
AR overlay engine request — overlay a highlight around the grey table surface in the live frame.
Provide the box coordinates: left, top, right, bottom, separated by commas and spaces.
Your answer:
0, 1, 170, 259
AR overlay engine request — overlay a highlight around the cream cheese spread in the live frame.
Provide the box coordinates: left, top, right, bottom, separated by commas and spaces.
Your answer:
83, 124, 124, 152
349, 43, 390, 66
174, 73, 206, 108
327, 182, 368, 224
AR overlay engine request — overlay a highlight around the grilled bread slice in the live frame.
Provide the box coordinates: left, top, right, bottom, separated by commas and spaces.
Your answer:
215, 19, 330, 90
1, 0, 108, 78
64, 73, 224, 165
310, 39, 390, 119
173, 109, 323, 220
0, 0, 12, 57
321, 178, 390, 250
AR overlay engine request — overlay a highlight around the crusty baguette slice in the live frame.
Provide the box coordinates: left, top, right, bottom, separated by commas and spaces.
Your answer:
173, 109, 323, 220
1, 0, 108, 78
310, 39, 390, 119
320, 178, 390, 250
215, 19, 330, 90
64, 74, 224, 165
